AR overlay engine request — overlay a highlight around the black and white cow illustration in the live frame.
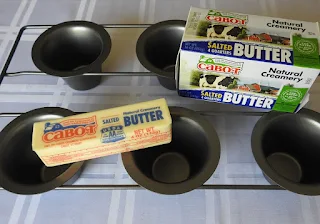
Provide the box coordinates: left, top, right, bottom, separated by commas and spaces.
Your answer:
199, 74, 235, 89
207, 24, 244, 40
199, 74, 217, 88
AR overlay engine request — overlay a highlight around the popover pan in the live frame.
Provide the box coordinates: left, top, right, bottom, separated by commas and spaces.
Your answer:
252, 108, 320, 195
122, 107, 220, 195
136, 20, 186, 90
32, 21, 112, 91
0, 107, 84, 195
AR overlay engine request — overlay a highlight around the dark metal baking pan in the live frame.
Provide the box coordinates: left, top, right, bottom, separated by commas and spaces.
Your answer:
0, 107, 84, 195
136, 20, 186, 90
252, 108, 320, 195
122, 107, 220, 194
32, 21, 112, 90
0, 109, 288, 191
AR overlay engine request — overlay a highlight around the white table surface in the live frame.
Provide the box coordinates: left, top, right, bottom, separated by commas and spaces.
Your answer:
0, 0, 320, 223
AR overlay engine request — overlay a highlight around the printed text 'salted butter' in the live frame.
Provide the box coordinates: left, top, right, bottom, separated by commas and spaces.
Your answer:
177, 7, 320, 112
32, 99, 172, 167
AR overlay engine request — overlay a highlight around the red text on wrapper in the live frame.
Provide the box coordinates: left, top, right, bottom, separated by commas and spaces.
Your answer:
42, 116, 98, 143
132, 126, 160, 139
197, 63, 241, 75
206, 15, 247, 25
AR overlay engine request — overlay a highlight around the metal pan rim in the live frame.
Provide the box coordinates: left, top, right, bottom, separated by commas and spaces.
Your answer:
122, 106, 221, 195
32, 20, 112, 78
251, 108, 320, 195
0, 107, 84, 195
136, 20, 186, 79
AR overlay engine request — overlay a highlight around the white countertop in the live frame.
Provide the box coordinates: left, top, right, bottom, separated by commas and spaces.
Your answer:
0, 0, 320, 223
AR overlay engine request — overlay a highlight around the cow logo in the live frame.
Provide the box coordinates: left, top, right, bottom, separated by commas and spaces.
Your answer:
101, 125, 126, 143
42, 116, 97, 142
197, 55, 243, 75
206, 10, 248, 25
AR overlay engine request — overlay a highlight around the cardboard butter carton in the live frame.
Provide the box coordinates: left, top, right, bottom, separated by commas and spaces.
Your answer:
177, 7, 320, 112
32, 99, 172, 167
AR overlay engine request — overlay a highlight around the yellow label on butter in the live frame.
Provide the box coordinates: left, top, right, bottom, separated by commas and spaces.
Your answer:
32, 99, 172, 167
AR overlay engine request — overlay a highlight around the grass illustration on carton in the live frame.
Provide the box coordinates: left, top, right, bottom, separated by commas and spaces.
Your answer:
196, 20, 211, 37
227, 77, 238, 89
190, 70, 204, 86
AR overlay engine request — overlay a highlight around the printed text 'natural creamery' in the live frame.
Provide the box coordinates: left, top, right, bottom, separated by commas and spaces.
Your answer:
177, 7, 320, 112
32, 99, 172, 167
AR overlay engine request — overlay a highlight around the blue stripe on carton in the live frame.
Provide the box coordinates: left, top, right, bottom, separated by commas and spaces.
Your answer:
181, 41, 294, 65
178, 89, 277, 109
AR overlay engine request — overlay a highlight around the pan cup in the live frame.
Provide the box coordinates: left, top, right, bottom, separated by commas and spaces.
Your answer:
252, 108, 320, 195
136, 20, 186, 90
32, 21, 112, 91
122, 107, 220, 195
0, 107, 84, 195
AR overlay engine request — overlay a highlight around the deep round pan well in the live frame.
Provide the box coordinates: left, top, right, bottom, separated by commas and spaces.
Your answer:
252, 108, 320, 195
136, 20, 186, 90
0, 107, 84, 195
122, 107, 220, 195
32, 21, 111, 90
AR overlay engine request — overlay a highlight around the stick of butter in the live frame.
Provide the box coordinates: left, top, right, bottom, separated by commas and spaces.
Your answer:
32, 98, 172, 167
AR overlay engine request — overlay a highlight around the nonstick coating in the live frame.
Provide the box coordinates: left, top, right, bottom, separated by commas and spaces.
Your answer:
122, 107, 220, 195
32, 21, 111, 78
62, 75, 102, 91
0, 107, 84, 195
252, 108, 320, 195
136, 20, 185, 90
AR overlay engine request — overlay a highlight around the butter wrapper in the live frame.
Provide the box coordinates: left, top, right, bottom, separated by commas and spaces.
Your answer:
177, 7, 320, 113
32, 98, 172, 167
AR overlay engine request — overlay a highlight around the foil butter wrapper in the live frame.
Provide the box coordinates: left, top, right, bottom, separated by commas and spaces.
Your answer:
32, 99, 172, 167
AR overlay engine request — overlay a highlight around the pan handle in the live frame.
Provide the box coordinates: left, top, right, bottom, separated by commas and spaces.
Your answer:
0, 111, 266, 118
0, 113, 21, 117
